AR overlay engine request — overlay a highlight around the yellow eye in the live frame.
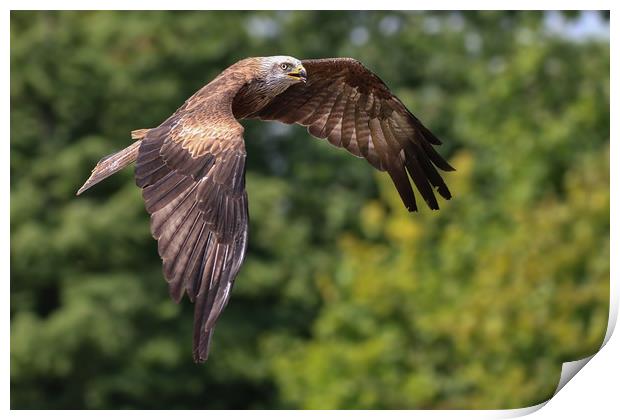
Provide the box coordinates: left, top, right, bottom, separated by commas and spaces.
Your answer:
280, 63, 289, 71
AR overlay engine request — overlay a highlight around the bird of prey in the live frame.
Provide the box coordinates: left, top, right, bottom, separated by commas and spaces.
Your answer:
77, 56, 454, 363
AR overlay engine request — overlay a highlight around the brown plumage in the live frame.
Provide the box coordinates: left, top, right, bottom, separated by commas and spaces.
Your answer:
77, 56, 454, 363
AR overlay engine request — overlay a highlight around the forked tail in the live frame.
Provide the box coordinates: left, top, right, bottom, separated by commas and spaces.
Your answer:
76, 129, 150, 195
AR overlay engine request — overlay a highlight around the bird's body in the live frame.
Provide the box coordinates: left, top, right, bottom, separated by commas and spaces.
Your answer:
77, 56, 454, 362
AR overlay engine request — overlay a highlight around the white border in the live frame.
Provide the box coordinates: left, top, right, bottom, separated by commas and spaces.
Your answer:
0, 1, 616, 11
4, 2, 616, 418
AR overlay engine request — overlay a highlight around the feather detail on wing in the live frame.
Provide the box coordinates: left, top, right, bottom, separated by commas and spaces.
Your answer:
135, 89, 248, 363
249, 58, 455, 211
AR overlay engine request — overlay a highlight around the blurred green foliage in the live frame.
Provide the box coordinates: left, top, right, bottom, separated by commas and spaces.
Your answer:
10, 11, 609, 409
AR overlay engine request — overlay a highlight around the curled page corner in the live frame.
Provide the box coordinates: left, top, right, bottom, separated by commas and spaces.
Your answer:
498, 283, 618, 418
552, 355, 595, 396
549, 292, 618, 397
493, 355, 599, 418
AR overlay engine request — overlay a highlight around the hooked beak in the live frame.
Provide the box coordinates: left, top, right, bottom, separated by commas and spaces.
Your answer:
287, 65, 307, 83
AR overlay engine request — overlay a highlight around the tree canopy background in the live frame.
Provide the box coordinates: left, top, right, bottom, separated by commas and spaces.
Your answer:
10, 10, 610, 409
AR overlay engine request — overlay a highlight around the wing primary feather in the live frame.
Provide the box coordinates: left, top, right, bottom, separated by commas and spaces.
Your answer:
409, 142, 452, 200
204, 246, 233, 330
368, 118, 391, 161
414, 116, 443, 145
199, 244, 225, 336
189, 242, 219, 367
165, 206, 204, 284
384, 120, 449, 207
193, 327, 214, 363
419, 139, 456, 172
185, 230, 213, 300
164, 209, 203, 300
404, 153, 439, 210
387, 163, 417, 212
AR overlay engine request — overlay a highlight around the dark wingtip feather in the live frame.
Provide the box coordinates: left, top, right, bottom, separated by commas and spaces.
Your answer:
404, 156, 439, 211
420, 126, 442, 145
193, 328, 214, 363
169, 281, 185, 304
387, 164, 418, 213
419, 140, 456, 172
443, 163, 457, 172
436, 185, 452, 200
405, 143, 453, 202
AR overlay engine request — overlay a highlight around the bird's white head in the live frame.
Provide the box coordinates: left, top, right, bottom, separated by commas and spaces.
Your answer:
258, 55, 307, 95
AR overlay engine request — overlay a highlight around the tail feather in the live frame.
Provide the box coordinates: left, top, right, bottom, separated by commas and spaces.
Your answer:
131, 128, 151, 140
76, 139, 142, 195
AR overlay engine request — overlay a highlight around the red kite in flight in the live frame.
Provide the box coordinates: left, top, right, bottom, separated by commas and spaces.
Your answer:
77, 56, 454, 362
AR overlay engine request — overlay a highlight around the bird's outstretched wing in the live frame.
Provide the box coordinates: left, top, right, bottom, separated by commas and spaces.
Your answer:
135, 89, 248, 363
250, 58, 455, 211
